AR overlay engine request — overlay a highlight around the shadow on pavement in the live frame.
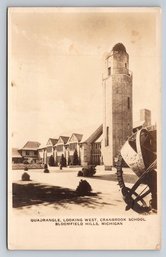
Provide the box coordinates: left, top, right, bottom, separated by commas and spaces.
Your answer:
90, 173, 138, 184
13, 182, 115, 210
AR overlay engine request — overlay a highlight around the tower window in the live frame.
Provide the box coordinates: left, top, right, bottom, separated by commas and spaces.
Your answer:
105, 126, 109, 146
108, 67, 111, 76
125, 63, 127, 68
127, 97, 130, 109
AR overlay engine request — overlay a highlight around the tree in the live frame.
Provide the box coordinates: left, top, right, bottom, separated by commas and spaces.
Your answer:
68, 156, 71, 166
60, 154, 66, 167
48, 155, 55, 166
73, 149, 79, 165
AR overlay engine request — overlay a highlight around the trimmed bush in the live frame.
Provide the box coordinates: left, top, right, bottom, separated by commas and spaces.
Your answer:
68, 156, 71, 166
76, 180, 92, 196
73, 149, 79, 165
77, 170, 83, 177
82, 165, 96, 177
44, 164, 48, 169
60, 154, 66, 167
21, 172, 30, 181
43, 163, 49, 173
44, 168, 49, 173
49, 155, 55, 166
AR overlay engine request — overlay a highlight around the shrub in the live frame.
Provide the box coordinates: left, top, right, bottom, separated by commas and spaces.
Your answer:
43, 163, 49, 173
60, 154, 66, 167
73, 149, 79, 165
21, 172, 30, 181
44, 164, 48, 169
76, 180, 92, 196
44, 168, 49, 173
49, 155, 55, 166
82, 165, 96, 177
24, 166, 28, 171
77, 170, 83, 177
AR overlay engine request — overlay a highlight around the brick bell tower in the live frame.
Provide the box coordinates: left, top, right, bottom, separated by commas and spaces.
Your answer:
102, 43, 133, 169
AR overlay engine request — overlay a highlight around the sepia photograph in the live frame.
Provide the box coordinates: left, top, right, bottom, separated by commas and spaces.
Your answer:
8, 7, 161, 250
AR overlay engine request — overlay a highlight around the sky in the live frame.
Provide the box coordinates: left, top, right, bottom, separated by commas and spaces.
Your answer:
8, 8, 161, 148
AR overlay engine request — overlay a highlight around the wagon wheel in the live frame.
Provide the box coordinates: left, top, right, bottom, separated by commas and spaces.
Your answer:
116, 154, 157, 213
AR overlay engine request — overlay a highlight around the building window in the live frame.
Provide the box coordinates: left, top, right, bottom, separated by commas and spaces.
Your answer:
56, 145, 63, 152
69, 143, 77, 151
127, 97, 130, 109
26, 151, 29, 156
47, 146, 52, 153
108, 67, 111, 76
105, 126, 109, 146
125, 63, 127, 68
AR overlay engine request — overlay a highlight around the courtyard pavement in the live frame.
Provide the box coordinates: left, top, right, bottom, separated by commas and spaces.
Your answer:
11, 166, 151, 216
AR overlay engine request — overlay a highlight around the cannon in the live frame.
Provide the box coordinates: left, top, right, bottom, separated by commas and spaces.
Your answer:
116, 128, 157, 213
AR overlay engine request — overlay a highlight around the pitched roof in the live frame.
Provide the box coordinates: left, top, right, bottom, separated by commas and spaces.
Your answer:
56, 136, 70, 145
60, 136, 70, 144
51, 138, 58, 145
67, 133, 83, 144
21, 141, 40, 150
48, 138, 58, 146
12, 148, 22, 158
73, 133, 83, 142
95, 134, 103, 143
81, 124, 103, 144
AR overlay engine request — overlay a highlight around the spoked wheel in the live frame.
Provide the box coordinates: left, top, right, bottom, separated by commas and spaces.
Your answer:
121, 186, 151, 213
116, 154, 157, 214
